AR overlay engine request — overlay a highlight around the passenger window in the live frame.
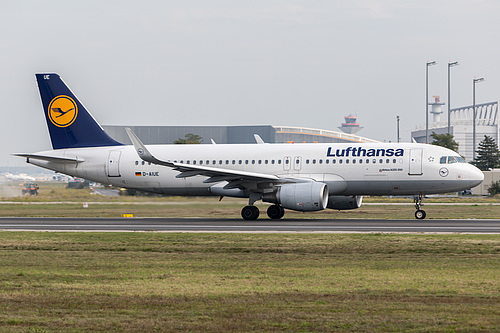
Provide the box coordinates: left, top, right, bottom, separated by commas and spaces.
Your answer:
372, 159, 376, 163
232, 160, 235, 165
359, 159, 363, 164
306, 159, 310, 164
186, 160, 190, 164
265, 160, 269, 164
219, 160, 222, 165
135, 161, 138, 165
326, 159, 330, 164
312, 159, 316, 164
206, 160, 209, 165
142, 161, 145, 165
366, 159, 369, 164
226, 160, 229, 164
386, 159, 389, 163
245, 160, 249, 164
278, 160, 282, 164
346, 159, 349, 164
258, 160, 262, 164
440, 156, 447, 164
239, 160, 242, 164
252, 160, 255, 164
333, 159, 336, 164
352, 159, 356, 164
271, 160, 275, 164
193, 161, 196, 165
393, 159, 396, 163
339, 159, 343, 164
379, 159, 383, 164
319, 159, 323, 164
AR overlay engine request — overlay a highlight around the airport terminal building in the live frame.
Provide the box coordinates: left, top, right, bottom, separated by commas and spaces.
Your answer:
103, 125, 380, 145
411, 101, 499, 161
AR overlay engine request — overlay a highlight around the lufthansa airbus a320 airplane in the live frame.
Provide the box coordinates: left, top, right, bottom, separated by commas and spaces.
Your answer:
15, 74, 484, 220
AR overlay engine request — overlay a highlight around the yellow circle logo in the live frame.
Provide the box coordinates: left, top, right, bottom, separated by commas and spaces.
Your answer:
48, 95, 78, 127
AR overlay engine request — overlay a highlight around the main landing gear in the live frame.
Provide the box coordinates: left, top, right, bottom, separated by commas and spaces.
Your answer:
414, 194, 426, 220
241, 204, 285, 220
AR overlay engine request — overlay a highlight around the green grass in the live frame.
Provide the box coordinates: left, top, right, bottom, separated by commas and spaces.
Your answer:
0, 201, 500, 219
2, 182, 500, 219
0, 233, 499, 332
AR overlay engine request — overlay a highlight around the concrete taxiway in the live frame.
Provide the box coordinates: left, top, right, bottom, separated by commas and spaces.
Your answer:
0, 217, 499, 233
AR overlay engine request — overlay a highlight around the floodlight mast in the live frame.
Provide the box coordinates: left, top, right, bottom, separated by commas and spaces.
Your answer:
472, 77, 485, 160
447, 61, 459, 134
426, 61, 437, 144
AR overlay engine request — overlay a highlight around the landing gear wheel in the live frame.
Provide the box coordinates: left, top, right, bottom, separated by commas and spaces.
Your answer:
415, 210, 426, 220
413, 194, 427, 220
241, 205, 260, 220
267, 205, 285, 219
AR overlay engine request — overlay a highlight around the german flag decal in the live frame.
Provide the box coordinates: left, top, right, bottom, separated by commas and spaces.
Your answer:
135, 172, 142, 176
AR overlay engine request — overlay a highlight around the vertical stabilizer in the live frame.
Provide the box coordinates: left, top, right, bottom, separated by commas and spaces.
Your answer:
35, 73, 123, 149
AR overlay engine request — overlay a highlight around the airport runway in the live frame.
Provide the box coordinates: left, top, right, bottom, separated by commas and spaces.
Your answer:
0, 217, 499, 233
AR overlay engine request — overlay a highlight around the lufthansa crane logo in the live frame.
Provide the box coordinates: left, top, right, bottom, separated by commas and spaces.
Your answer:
48, 95, 78, 127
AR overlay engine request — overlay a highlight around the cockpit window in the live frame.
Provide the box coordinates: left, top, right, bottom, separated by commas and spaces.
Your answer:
441, 155, 466, 164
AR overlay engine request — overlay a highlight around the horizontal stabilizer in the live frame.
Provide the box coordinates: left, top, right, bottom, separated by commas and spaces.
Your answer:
13, 153, 84, 163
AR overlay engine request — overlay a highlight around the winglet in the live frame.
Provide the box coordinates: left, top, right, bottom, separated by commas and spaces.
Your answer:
125, 128, 174, 167
254, 134, 266, 144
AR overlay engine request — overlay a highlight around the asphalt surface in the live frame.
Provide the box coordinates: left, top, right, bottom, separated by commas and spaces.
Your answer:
0, 217, 499, 233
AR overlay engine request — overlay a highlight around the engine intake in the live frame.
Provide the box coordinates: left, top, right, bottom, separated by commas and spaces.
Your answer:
263, 182, 328, 212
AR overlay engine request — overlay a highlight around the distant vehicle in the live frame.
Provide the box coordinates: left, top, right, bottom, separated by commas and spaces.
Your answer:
22, 182, 39, 195
14, 73, 484, 220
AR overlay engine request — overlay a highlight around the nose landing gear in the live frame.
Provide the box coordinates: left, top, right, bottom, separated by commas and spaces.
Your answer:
414, 194, 426, 219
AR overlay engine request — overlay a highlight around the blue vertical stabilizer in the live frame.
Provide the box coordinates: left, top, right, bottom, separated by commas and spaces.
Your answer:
35, 73, 123, 149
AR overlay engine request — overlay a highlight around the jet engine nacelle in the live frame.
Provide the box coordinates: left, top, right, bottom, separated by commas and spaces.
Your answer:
327, 195, 363, 210
263, 182, 329, 212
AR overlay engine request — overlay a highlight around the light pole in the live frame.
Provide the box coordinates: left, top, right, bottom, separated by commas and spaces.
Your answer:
397, 115, 400, 143
473, 77, 484, 160
447, 61, 459, 134
426, 61, 437, 143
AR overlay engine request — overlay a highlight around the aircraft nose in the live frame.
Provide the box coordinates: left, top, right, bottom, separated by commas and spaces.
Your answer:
468, 165, 484, 188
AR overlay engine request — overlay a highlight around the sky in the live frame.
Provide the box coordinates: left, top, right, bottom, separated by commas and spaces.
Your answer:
2, 0, 500, 167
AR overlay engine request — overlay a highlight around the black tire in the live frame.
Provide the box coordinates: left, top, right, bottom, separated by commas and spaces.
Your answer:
267, 205, 284, 219
241, 206, 259, 220
415, 210, 426, 220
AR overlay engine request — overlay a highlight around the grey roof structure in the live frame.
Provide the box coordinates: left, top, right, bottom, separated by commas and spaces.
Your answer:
103, 125, 379, 145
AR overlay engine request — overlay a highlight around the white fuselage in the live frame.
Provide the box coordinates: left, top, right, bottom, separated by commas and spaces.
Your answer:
28, 142, 484, 196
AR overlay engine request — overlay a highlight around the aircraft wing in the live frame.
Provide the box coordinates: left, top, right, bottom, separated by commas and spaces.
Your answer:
125, 128, 282, 188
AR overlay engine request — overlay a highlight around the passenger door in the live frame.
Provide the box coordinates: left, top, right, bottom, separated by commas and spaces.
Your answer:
409, 149, 423, 175
107, 150, 122, 177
